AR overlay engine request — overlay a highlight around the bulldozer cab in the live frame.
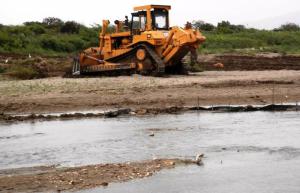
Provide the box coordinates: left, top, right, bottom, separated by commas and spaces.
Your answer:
131, 5, 170, 35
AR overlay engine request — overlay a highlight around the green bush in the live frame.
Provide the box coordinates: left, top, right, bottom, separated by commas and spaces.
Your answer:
192, 20, 215, 31
0, 31, 10, 45
7, 65, 39, 79
29, 24, 46, 35
201, 30, 300, 54
275, 23, 300, 31
60, 21, 81, 34
0, 66, 6, 73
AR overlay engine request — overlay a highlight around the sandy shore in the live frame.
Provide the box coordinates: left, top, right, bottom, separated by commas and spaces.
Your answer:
1, 70, 300, 114
0, 158, 199, 193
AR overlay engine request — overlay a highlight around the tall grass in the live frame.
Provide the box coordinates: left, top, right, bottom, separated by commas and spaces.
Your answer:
200, 30, 300, 54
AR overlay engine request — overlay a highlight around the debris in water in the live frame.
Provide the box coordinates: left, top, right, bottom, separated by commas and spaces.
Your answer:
101, 182, 109, 186
195, 154, 204, 165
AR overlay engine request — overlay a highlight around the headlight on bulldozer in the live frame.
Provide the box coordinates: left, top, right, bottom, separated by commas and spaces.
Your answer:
147, 34, 151, 39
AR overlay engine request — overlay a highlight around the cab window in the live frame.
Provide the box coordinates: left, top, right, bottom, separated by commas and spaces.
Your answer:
152, 9, 169, 30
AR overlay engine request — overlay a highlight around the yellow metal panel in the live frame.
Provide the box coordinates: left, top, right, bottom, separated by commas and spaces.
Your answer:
134, 5, 171, 11
111, 31, 131, 38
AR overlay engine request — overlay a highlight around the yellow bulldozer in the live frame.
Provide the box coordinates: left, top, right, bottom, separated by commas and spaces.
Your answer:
72, 5, 206, 76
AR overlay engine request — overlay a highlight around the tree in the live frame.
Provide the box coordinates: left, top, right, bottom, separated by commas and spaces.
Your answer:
275, 23, 300, 31
23, 22, 46, 34
192, 20, 215, 31
30, 25, 46, 35
23, 21, 42, 26
60, 21, 81, 34
42, 17, 64, 27
217, 21, 246, 33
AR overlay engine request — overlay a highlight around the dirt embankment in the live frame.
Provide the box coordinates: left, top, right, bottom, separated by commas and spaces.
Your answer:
0, 54, 72, 78
0, 158, 199, 193
1, 54, 300, 80
199, 54, 300, 71
0, 71, 300, 114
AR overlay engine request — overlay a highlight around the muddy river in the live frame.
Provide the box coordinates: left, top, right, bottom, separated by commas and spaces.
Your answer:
1, 111, 300, 192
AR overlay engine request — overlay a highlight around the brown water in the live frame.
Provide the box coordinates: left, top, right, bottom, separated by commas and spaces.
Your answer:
1, 111, 300, 193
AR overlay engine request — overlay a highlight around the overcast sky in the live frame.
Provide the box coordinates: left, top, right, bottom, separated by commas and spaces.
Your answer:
1, 0, 300, 29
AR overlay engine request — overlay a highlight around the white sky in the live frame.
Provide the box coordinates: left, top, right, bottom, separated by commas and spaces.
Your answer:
1, 0, 300, 29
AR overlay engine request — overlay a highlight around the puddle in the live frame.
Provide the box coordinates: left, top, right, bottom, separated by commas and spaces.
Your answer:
1, 111, 300, 192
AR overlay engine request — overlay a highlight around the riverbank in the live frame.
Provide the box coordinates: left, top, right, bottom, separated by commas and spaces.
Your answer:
0, 71, 300, 114
0, 158, 198, 193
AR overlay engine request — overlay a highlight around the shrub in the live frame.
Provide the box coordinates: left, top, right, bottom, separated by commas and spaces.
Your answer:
0, 31, 10, 45
6, 65, 39, 79
40, 36, 60, 51
275, 23, 300, 31
217, 21, 246, 34
42, 17, 64, 27
192, 20, 215, 31
60, 21, 81, 34
0, 66, 6, 73
29, 24, 46, 35
69, 38, 85, 50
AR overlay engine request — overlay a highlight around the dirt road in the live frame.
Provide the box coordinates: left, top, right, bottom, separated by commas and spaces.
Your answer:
1, 70, 300, 114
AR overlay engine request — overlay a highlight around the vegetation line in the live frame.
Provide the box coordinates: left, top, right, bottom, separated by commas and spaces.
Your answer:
1, 18, 300, 56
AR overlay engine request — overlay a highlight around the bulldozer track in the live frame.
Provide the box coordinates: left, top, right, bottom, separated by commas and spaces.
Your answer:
143, 45, 165, 74
71, 43, 165, 77
107, 43, 165, 74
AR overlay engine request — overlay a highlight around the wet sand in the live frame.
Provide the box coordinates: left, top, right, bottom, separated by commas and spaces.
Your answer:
0, 159, 198, 193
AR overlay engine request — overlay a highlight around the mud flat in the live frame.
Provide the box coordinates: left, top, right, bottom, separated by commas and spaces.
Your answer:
0, 158, 197, 193
0, 71, 300, 114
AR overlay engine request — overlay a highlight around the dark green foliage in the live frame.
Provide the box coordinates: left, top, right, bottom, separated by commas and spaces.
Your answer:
0, 18, 100, 56
60, 21, 81, 34
201, 30, 300, 54
42, 17, 64, 27
0, 66, 6, 73
5, 57, 50, 79
192, 20, 215, 31
28, 24, 46, 35
275, 23, 300, 32
216, 21, 245, 34
6, 65, 39, 79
